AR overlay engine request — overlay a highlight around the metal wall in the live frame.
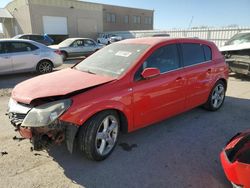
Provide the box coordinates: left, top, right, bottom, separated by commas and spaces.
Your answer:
164, 27, 250, 47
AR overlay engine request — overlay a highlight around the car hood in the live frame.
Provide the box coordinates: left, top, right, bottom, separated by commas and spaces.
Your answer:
220, 42, 250, 52
12, 68, 115, 104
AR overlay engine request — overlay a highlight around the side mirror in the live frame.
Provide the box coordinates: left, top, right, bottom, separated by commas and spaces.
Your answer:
141, 68, 160, 79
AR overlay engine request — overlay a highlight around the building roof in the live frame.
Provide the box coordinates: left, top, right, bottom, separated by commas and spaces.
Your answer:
0, 9, 13, 19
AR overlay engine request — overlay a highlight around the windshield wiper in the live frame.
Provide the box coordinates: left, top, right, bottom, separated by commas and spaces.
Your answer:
84, 70, 96, 75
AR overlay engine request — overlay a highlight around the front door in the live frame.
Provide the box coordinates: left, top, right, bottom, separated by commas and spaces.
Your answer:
132, 43, 186, 129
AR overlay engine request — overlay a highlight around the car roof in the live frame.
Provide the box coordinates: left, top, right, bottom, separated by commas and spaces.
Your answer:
66, 38, 94, 40
119, 37, 213, 46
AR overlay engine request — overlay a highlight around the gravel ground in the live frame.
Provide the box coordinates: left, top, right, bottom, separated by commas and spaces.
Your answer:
0, 62, 249, 188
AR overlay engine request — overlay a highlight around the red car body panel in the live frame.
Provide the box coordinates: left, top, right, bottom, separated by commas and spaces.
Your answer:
220, 131, 250, 188
59, 38, 228, 132
12, 68, 115, 104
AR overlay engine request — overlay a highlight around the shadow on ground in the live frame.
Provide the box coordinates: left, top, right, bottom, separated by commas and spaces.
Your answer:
48, 96, 250, 188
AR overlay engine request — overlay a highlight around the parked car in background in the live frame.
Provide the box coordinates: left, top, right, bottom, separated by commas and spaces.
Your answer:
220, 31, 250, 76
97, 33, 122, 44
0, 39, 63, 75
8, 38, 228, 161
49, 38, 103, 61
220, 130, 250, 188
13, 34, 54, 46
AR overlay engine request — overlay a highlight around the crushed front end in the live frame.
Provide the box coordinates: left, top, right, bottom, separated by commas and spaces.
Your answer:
220, 131, 250, 188
221, 49, 250, 76
7, 98, 78, 153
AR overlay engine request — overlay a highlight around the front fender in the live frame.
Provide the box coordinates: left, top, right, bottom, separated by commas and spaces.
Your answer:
59, 99, 133, 132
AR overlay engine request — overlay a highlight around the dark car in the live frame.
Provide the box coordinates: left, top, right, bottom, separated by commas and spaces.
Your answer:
13, 34, 54, 46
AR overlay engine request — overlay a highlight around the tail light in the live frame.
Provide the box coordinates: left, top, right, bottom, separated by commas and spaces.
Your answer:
54, 49, 62, 55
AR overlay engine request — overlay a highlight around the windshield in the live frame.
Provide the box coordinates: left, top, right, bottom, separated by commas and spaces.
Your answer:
225, 33, 250, 45
58, 39, 74, 47
75, 43, 149, 78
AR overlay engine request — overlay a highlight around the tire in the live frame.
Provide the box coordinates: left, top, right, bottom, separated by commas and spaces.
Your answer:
203, 80, 226, 111
61, 51, 67, 61
78, 110, 120, 161
36, 60, 53, 74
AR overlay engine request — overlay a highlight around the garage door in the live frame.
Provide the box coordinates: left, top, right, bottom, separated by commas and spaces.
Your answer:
43, 16, 68, 35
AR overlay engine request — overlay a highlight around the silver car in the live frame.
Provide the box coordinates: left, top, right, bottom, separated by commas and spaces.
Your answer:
0, 39, 63, 75
49, 38, 104, 61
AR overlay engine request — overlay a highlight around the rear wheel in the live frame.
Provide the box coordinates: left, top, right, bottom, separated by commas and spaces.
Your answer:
204, 80, 226, 111
61, 51, 67, 61
78, 110, 120, 161
36, 60, 53, 74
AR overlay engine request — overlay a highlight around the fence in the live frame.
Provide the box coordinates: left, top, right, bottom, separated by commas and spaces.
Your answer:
105, 27, 250, 47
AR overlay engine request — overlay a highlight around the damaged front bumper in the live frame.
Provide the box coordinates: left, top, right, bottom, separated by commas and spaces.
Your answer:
225, 56, 250, 76
7, 98, 78, 153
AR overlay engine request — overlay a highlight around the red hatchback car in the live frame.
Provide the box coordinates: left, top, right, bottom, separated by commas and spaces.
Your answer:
8, 38, 228, 161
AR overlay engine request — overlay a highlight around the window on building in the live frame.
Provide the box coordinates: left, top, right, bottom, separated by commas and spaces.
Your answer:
181, 43, 206, 66
133, 16, 141, 24
144, 17, 152, 25
107, 13, 116, 23
124, 15, 129, 24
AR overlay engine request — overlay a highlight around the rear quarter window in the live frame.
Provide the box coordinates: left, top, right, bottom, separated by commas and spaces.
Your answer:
182, 43, 205, 66
203, 45, 212, 61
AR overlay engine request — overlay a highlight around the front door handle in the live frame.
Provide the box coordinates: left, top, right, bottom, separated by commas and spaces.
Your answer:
3, 56, 10, 59
207, 68, 212, 74
176, 77, 183, 82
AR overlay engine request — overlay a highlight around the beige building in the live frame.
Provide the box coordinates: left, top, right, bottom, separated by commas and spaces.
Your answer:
0, 0, 154, 40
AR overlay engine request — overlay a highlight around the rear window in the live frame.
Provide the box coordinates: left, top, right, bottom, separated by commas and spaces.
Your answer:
182, 43, 205, 66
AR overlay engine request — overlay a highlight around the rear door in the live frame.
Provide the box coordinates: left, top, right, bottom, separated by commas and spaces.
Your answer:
0, 42, 13, 74
132, 43, 186, 129
83, 39, 97, 55
181, 42, 214, 110
6, 42, 41, 72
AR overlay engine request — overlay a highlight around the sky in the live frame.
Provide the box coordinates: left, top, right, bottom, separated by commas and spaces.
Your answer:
0, 0, 250, 32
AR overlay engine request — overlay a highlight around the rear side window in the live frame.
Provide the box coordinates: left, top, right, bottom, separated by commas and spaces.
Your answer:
7, 42, 38, 53
203, 45, 212, 61
0, 43, 6, 54
182, 43, 205, 66
30, 35, 44, 41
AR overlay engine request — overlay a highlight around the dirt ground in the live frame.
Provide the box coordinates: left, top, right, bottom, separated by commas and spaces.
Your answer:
0, 61, 249, 188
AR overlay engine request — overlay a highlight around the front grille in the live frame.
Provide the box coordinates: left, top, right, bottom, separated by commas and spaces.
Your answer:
9, 112, 27, 127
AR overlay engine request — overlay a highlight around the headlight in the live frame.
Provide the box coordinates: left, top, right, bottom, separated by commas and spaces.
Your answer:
21, 99, 72, 127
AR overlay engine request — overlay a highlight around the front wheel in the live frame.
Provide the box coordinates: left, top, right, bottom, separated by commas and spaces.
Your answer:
78, 110, 120, 161
203, 80, 226, 111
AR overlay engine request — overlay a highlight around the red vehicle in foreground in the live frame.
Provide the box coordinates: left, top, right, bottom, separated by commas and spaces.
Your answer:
221, 131, 250, 188
8, 37, 228, 161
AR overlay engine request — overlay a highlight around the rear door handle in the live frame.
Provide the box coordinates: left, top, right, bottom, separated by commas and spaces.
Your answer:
207, 68, 212, 73
3, 56, 10, 59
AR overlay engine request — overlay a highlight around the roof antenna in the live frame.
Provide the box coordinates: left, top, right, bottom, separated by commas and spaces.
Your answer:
188, 16, 194, 29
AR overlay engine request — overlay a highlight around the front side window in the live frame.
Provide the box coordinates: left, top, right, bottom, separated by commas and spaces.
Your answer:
134, 44, 180, 81
143, 44, 180, 73
7, 42, 38, 53
72, 40, 84, 47
182, 43, 205, 66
